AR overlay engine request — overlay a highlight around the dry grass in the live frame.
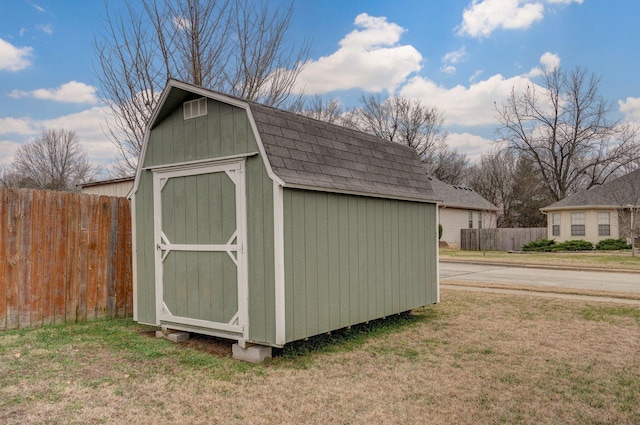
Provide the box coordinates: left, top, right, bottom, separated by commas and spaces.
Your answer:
440, 248, 640, 271
1, 290, 639, 424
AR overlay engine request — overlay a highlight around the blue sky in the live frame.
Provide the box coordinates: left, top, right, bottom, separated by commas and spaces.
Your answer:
2, 0, 640, 172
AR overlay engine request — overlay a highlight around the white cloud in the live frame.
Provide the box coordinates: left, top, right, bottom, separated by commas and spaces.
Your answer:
42, 106, 115, 164
441, 65, 457, 74
523, 51, 560, 77
0, 38, 33, 71
457, 0, 583, 38
173, 16, 191, 30
0, 141, 22, 167
0, 117, 37, 136
469, 70, 484, 83
442, 47, 467, 65
293, 13, 422, 94
0, 106, 115, 168
10, 81, 98, 104
31, 3, 46, 13
36, 24, 53, 35
539, 51, 560, 69
447, 132, 497, 161
400, 73, 533, 127
619, 97, 640, 122
457, 0, 545, 38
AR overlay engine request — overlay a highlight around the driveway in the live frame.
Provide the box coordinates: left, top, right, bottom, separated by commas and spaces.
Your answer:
439, 262, 640, 294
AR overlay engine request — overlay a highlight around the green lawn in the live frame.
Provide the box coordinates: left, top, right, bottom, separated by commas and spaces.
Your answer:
2, 289, 639, 424
440, 247, 640, 271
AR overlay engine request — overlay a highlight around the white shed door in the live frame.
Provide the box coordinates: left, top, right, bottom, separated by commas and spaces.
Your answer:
152, 160, 248, 341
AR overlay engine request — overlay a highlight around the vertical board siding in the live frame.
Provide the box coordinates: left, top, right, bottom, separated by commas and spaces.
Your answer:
283, 189, 438, 343
460, 228, 547, 251
135, 98, 277, 344
0, 188, 133, 331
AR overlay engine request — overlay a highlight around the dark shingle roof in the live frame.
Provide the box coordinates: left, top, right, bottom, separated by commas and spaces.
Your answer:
426, 175, 499, 211
542, 168, 640, 210
249, 102, 436, 202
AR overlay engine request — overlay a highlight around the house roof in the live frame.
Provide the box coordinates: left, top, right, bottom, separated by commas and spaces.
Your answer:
542, 168, 640, 211
144, 80, 437, 203
426, 175, 499, 211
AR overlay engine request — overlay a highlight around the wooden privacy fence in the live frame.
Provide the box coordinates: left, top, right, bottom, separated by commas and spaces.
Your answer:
0, 188, 132, 331
461, 228, 547, 251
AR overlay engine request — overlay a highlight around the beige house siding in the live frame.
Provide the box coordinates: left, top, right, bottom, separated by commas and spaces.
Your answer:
546, 208, 619, 245
81, 179, 134, 197
439, 207, 497, 248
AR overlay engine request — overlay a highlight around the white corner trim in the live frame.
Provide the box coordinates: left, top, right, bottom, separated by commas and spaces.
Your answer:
130, 194, 138, 321
435, 203, 440, 304
273, 181, 286, 345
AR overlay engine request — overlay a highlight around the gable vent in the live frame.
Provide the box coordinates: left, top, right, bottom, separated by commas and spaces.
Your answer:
183, 97, 207, 120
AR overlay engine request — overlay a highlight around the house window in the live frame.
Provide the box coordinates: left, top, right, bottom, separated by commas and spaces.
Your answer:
598, 212, 610, 236
478, 212, 483, 229
571, 212, 585, 236
183, 97, 207, 120
552, 213, 560, 236
468, 211, 473, 229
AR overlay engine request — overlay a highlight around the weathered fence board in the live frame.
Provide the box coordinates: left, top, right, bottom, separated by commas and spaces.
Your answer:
0, 188, 132, 330
460, 228, 547, 251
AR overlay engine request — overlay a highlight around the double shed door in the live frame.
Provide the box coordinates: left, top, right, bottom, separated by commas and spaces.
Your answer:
152, 159, 248, 341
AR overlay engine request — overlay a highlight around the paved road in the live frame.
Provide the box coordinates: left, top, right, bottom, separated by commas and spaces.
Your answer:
439, 262, 640, 294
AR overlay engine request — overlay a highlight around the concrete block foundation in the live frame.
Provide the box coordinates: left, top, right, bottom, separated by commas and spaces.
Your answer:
232, 344, 272, 363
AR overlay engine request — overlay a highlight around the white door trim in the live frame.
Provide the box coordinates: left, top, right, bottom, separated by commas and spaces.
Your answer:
152, 158, 249, 343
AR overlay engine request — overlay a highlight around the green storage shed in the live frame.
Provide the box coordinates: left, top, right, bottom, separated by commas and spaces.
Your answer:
130, 79, 440, 361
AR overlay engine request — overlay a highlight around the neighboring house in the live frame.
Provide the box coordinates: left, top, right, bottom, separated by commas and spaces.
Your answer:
130, 79, 440, 361
79, 176, 134, 197
427, 175, 499, 249
540, 169, 640, 246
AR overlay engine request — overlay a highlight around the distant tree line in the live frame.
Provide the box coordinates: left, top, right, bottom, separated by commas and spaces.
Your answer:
7, 0, 640, 232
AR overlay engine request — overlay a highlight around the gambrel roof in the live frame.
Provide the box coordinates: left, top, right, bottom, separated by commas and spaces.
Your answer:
249, 102, 436, 202
542, 168, 640, 211
142, 79, 437, 203
426, 175, 499, 211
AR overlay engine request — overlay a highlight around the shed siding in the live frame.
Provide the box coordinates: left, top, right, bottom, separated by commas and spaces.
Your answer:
283, 188, 437, 343
134, 98, 276, 345
246, 155, 276, 345
135, 171, 156, 324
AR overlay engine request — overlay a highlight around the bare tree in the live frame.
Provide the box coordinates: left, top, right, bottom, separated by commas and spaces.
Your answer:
428, 148, 468, 185
354, 94, 449, 156
349, 94, 465, 183
467, 148, 516, 226
289, 95, 365, 132
94, 0, 309, 175
291, 95, 350, 125
468, 148, 551, 227
497, 66, 640, 202
8, 129, 99, 191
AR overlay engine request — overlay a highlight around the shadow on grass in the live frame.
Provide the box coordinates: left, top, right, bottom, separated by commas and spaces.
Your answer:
273, 307, 440, 363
